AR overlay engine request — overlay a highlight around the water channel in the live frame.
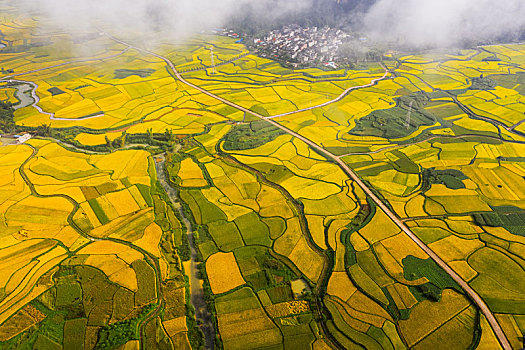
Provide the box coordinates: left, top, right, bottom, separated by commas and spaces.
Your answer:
155, 154, 215, 349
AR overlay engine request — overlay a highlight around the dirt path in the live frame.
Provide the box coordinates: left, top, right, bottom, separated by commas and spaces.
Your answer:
104, 33, 512, 350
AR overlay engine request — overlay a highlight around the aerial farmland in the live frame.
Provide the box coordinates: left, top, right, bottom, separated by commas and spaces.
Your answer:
0, 1, 525, 349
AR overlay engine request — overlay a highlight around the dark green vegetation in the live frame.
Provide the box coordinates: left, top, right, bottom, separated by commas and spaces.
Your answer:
114, 68, 155, 79
88, 198, 111, 225
47, 87, 65, 96
422, 168, 468, 191
491, 72, 525, 95
0, 265, 152, 350
469, 76, 497, 91
403, 256, 462, 302
0, 100, 15, 133
222, 120, 286, 150
164, 146, 324, 349
342, 201, 375, 266
94, 304, 157, 350
235, 246, 299, 292
390, 149, 420, 174
25, 125, 177, 154
0, 40, 50, 54
158, 154, 210, 348
350, 93, 435, 139
473, 207, 525, 236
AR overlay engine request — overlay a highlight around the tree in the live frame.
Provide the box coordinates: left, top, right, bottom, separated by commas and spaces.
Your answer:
164, 128, 175, 143
119, 131, 127, 148
35, 123, 51, 137
0, 101, 16, 133
417, 283, 441, 302
105, 135, 112, 148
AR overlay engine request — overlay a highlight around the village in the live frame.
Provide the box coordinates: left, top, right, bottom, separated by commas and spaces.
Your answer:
220, 25, 370, 69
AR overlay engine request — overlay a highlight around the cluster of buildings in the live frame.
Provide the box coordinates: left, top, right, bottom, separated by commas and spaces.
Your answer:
211, 29, 244, 43
208, 26, 379, 69
249, 25, 357, 68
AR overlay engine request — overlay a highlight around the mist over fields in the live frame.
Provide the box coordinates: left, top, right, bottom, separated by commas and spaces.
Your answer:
16, 0, 525, 48
364, 0, 525, 47
16, 0, 313, 39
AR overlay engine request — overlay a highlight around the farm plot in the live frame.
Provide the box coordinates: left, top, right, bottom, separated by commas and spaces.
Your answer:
0, 138, 188, 349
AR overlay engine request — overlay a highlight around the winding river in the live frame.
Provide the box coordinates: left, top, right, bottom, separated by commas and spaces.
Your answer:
154, 154, 215, 349
1, 79, 104, 120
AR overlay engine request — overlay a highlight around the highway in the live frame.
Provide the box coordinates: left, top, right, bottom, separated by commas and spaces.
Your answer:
108, 33, 514, 349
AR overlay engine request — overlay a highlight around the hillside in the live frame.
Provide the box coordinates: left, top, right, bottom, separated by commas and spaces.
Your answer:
229, 0, 377, 34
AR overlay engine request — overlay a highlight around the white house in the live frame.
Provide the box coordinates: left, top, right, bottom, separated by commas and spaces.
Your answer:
17, 133, 31, 144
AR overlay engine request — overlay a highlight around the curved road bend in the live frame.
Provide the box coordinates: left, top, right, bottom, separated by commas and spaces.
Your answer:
266, 69, 389, 119
104, 33, 512, 350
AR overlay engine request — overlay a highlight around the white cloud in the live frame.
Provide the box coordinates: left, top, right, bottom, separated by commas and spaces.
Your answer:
17, 0, 312, 40
363, 0, 525, 47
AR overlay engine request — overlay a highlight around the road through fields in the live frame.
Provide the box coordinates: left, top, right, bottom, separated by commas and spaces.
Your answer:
265, 69, 389, 119
105, 33, 512, 350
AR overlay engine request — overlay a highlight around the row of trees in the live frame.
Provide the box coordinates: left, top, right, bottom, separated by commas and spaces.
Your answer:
29, 124, 178, 153
0, 101, 16, 134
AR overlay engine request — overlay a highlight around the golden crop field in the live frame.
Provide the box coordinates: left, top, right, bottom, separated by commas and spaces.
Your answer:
205, 252, 245, 294
2, 4, 525, 349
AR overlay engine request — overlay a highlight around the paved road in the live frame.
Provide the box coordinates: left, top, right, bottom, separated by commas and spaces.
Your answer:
266, 69, 389, 119
510, 118, 525, 131
104, 33, 512, 350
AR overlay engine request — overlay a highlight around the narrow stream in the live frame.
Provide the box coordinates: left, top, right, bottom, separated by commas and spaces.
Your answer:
155, 154, 215, 349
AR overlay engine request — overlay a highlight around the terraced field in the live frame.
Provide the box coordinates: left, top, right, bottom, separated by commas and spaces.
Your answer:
1, 3, 525, 350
